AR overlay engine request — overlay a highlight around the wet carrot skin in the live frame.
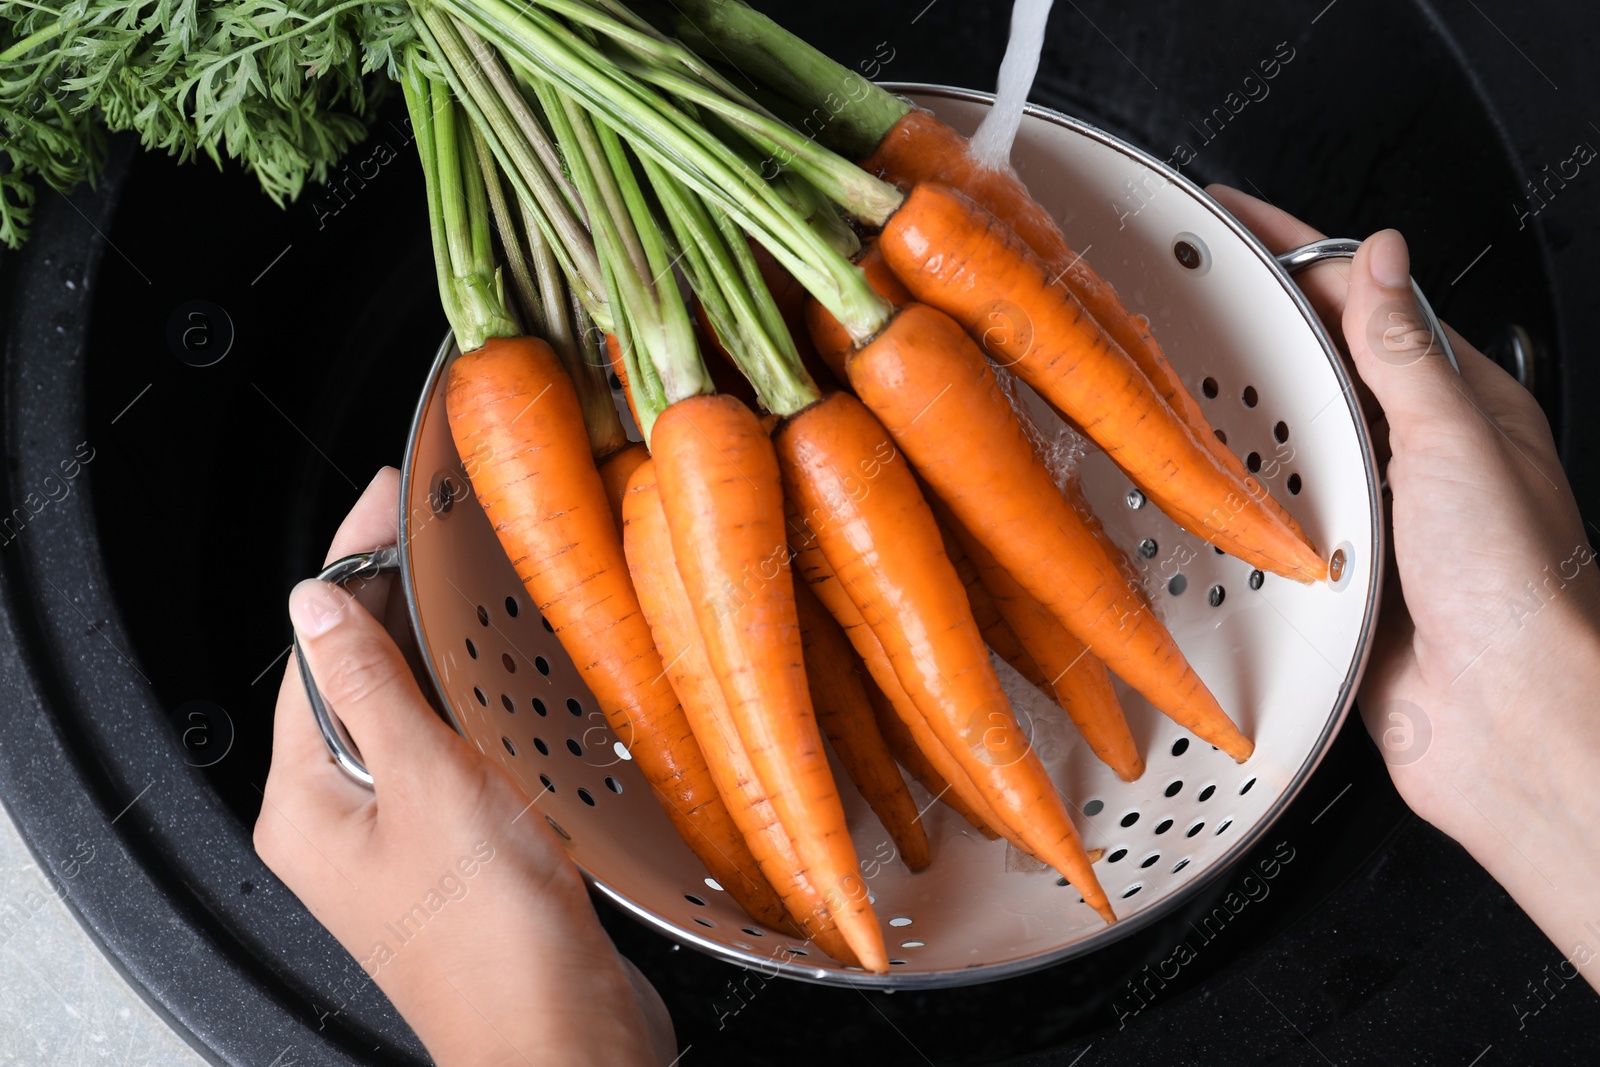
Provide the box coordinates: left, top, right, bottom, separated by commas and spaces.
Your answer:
877, 182, 1327, 584
786, 495, 1018, 847
794, 579, 932, 872
842, 305, 1253, 764
652, 393, 889, 972
447, 337, 788, 928
775, 391, 1114, 922
862, 108, 1313, 543
623, 458, 860, 964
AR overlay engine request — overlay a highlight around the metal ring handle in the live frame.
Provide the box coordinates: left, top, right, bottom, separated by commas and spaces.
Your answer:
1276, 237, 1461, 373
295, 545, 401, 788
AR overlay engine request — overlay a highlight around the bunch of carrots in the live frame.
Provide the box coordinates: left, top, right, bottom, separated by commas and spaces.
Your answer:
397, 0, 1328, 974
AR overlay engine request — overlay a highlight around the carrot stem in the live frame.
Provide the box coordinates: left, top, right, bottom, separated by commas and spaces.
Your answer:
398, 49, 516, 354
654, 0, 908, 157
416, 9, 606, 322
439, 0, 893, 342
643, 157, 820, 416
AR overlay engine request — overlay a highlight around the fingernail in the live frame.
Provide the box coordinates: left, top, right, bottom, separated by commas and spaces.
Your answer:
1368, 229, 1411, 290
289, 579, 347, 637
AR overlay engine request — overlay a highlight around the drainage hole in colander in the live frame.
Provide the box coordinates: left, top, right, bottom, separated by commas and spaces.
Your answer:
1241, 385, 1258, 408
889, 959, 907, 966
501, 737, 516, 756
1140, 853, 1161, 868
1083, 798, 1104, 816
538, 774, 554, 793
1214, 428, 1227, 445
1274, 420, 1290, 444
605, 776, 624, 794
502, 653, 516, 674
1249, 569, 1265, 591
693, 917, 714, 929
1119, 811, 1140, 828
1167, 574, 1187, 596
532, 697, 548, 716
473, 687, 487, 707
888, 916, 913, 927
900, 940, 925, 949
533, 738, 548, 756
1154, 818, 1173, 835
1055, 876, 1069, 887
465, 638, 478, 659
609, 372, 624, 392
1122, 884, 1143, 899
1164, 780, 1182, 798
578, 788, 595, 806
1240, 777, 1257, 795
1171, 738, 1189, 757
1186, 822, 1205, 837
504, 595, 519, 618
1125, 488, 1145, 510
1208, 584, 1226, 608
476, 605, 489, 627
1213, 546, 1225, 556
541, 616, 554, 633
1137, 538, 1158, 559
566, 738, 583, 756
1172, 858, 1190, 873
535, 656, 550, 675
705, 878, 723, 891
1201, 376, 1218, 399
1215, 818, 1233, 834
1287, 472, 1303, 495
545, 815, 570, 840
684, 894, 706, 906
741, 927, 764, 937
1198, 784, 1216, 802
613, 741, 632, 762
1107, 848, 1127, 863
500, 694, 515, 713
566, 697, 583, 716
1245, 451, 1262, 473
790, 948, 808, 957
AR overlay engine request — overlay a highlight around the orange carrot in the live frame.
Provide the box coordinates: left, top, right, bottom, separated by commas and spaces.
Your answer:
776, 390, 1112, 921
793, 579, 931, 872
447, 337, 788, 930
861, 109, 1311, 537
941, 506, 1144, 782
804, 240, 911, 382
860, 671, 997, 839
651, 393, 888, 972
877, 183, 1326, 583
598, 440, 649, 536
622, 457, 860, 964
782, 493, 1019, 848
842, 303, 1253, 761
931, 504, 1044, 684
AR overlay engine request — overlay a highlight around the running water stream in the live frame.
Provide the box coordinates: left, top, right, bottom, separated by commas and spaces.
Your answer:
968, 0, 1055, 170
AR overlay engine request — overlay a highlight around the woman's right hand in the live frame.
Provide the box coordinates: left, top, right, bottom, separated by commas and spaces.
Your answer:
1209, 185, 1600, 986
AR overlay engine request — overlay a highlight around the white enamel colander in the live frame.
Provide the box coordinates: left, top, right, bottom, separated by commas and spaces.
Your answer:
297, 85, 1455, 988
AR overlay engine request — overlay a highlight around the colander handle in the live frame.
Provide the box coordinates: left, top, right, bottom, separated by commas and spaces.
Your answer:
1276, 237, 1461, 373
295, 546, 401, 789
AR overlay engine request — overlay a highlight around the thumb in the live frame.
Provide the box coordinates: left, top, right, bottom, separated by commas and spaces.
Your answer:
289, 578, 451, 782
1342, 229, 1479, 454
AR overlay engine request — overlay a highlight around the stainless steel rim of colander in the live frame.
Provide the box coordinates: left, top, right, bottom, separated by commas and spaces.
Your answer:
295, 83, 1398, 989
